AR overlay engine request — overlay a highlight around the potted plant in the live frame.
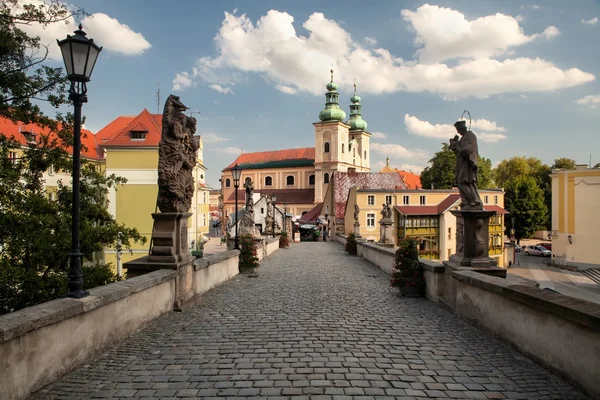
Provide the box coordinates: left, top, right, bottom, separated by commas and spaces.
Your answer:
279, 231, 290, 248
239, 234, 259, 273
391, 238, 425, 297
345, 233, 358, 255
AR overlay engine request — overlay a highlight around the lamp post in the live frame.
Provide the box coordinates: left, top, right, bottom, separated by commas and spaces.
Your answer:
324, 212, 329, 241
284, 202, 288, 236
231, 164, 242, 249
272, 194, 277, 238
57, 25, 102, 298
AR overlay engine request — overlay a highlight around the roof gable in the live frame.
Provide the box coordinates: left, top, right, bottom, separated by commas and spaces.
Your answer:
99, 109, 162, 148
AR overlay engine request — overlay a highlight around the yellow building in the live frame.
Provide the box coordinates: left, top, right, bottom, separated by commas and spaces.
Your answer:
97, 109, 209, 273
551, 165, 600, 269
344, 188, 506, 265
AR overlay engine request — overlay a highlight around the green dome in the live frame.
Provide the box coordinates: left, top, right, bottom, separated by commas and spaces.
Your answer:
351, 94, 361, 103
319, 107, 346, 122
349, 116, 367, 131
347, 83, 367, 131
326, 81, 339, 91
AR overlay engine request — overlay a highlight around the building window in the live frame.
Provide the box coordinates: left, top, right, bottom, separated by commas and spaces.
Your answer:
324, 142, 330, 153
309, 175, 315, 185
48, 165, 54, 175
448, 227, 451, 240
385, 195, 392, 205
286, 175, 295, 186
367, 213, 375, 227
265, 176, 273, 186
130, 131, 146, 140
8, 151, 17, 164
420, 195, 426, 205
494, 195, 498, 205
324, 173, 329, 184
261, 208, 264, 214
325, 205, 329, 214
342, 144, 345, 153
364, 151, 367, 159
484, 195, 489, 204
403, 195, 410, 205
225, 178, 231, 187
367, 195, 375, 205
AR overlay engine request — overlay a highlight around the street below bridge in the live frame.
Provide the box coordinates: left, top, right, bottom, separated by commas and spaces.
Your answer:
31, 242, 588, 399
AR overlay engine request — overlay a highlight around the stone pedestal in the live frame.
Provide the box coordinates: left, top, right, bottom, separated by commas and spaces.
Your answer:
378, 219, 395, 246
147, 212, 193, 264
353, 222, 361, 237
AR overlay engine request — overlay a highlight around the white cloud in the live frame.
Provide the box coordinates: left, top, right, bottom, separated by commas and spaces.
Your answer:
371, 131, 387, 139
404, 114, 507, 142
374, 160, 425, 174
172, 72, 194, 91
364, 36, 377, 45
371, 143, 429, 160
520, 94, 528, 99
16, 1, 150, 60
216, 147, 242, 155
541, 26, 560, 39
581, 17, 598, 25
275, 84, 298, 94
401, 4, 557, 63
172, 8, 593, 99
201, 133, 231, 143
576, 94, 600, 108
209, 84, 235, 94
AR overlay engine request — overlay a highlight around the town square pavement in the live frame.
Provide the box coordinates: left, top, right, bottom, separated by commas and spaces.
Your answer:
30, 242, 589, 399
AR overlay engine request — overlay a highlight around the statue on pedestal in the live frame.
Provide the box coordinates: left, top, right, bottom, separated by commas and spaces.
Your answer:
238, 179, 261, 238
380, 203, 392, 223
449, 119, 482, 210
354, 204, 360, 223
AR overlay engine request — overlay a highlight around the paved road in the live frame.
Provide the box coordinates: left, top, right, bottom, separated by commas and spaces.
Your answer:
31, 242, 588, 399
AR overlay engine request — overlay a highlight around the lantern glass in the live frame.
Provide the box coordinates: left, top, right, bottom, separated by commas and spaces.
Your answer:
57, 26, 102, 83
231, 164, 241, 182
59, 41, 73, 76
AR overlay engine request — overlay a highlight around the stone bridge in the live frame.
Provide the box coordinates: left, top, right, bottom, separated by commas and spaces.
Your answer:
30, 242, 588, 399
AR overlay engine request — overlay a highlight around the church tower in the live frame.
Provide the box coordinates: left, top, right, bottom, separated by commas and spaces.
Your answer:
347, 84, 371, 172
313, 70, 350, 203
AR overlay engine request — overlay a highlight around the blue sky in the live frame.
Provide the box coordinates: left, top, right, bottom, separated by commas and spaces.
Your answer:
26, 0, 600, 188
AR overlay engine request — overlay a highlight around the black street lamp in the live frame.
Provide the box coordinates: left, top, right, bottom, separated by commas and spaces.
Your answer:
324, 212, 329, 241
231, 164, 242, 249
272, 194, 277, 238
284, 202, 288, 236
57, 25, 102, 298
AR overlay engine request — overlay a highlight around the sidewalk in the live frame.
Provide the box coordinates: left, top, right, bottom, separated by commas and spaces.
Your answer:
201, 236, 229, 257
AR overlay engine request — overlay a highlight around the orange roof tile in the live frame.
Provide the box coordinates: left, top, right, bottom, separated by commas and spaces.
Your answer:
397, 170, 422, 189
99, 109, 162, 148
0, 115, 99, 159
223, 148, 315, 170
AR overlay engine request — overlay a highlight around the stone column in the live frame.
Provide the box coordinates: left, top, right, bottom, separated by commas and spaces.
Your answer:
378, 218, 394, 246
353, 222, 361, 237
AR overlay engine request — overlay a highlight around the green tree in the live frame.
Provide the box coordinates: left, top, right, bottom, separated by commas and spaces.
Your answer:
420, 143, 495, 190
551, 158, 576, 170
504, 176, 547, 242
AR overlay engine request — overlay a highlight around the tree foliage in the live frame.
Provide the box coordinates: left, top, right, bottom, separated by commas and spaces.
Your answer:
551, 158, 576, 170
420, 142, 495, 190
503, 176, 547, 241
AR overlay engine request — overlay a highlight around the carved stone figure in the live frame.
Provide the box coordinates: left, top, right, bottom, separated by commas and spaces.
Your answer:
265, 195, 274, 233
245, 179, 254, 215
157, 95, 198, 213
381, 203, 392, 221
354, 203, 360, 223
449, 120, 483, 210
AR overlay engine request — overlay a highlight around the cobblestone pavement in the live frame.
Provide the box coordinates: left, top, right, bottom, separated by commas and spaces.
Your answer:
31, 242, 589, 400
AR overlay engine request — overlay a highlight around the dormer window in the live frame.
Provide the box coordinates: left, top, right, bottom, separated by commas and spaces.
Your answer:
130, 131, 146, 140
22, 131, 36, 143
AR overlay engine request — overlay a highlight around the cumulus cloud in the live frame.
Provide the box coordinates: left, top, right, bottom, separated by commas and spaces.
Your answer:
371, 131, 387, 139
371, 143, 429, 160
172, 8, 594, 98
209, 84, 235, 94
201, 133, 231, 143
16, 0, 150, 61
215, 147, 242, 155
364, 36, 377, 45
172, 72, 194, 91
576, 95, 600, 108
404, 114, 507, 142
582, 17, 598, 25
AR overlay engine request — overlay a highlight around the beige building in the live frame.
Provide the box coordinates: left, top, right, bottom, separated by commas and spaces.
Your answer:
551, 165, 600, 269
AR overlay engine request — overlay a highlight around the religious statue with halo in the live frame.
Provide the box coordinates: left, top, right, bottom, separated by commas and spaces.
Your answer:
449, 118, 483, 210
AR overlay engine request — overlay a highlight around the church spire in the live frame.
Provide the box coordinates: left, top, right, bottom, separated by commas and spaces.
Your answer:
318, 69, 346, 122
347, 82, 367, 131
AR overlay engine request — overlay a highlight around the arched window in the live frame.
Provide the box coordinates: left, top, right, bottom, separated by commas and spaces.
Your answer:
364, 150, 367, 159
342, 143, 345, 153
225, 178, 231, 187
324, 142, 330, 153
265, 176, 273, 186
324, 173, 330, 184
309, 175, 315, 185
286, 175, 295, 186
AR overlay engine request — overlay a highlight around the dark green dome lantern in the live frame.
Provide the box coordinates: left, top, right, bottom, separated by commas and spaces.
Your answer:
347, 83, 367, 132
319, 70, 346, 122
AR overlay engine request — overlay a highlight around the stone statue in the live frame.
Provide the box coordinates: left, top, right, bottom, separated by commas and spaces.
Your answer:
157, 95, 198, 213
244, 179, 254, 214
381, 203, 392, 221
353, 203, 360, 223
264, 195, 274, 233
449, 120, 482, 210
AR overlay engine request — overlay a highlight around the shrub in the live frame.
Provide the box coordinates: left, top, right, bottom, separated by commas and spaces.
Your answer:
239, 234, 259, 272
391, 238, 425, 296
279, 231, 290, 248
345, 233, 358, 255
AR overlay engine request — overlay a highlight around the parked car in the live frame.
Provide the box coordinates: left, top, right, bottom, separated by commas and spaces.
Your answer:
505, 243, 522, 252
538, 242, 552, 251
524, 245, 551, 257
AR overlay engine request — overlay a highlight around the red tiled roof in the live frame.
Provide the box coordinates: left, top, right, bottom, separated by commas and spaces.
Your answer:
395, 195, 508, 216
0, 116, 99, 159
397, 170, 422, 189
99, 109, 162, 147
484, 205, 509, 214
225, 188, 315, 205
395, 205, 439, 216
333, 171, 406, 219
299, 203, 323, 224
223, 148, 315, 170
437, 194, 461, 213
